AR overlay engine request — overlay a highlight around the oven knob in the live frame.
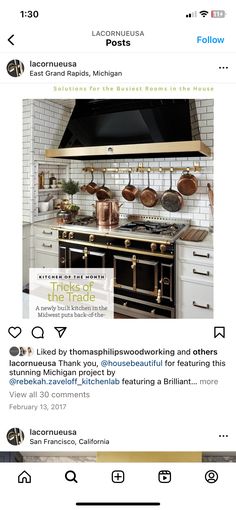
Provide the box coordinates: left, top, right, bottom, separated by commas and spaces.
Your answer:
68, 232, 74, 240
150, 243, 157, 252
124, 239, 131, 248
160, 244, 167, 254
89, 234, 95, 242
62, 231, 68, 239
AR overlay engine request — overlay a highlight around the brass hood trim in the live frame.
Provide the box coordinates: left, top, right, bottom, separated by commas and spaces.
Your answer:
45, 140, 211, 160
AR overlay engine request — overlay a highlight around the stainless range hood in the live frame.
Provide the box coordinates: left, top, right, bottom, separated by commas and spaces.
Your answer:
45, 100, 211, 160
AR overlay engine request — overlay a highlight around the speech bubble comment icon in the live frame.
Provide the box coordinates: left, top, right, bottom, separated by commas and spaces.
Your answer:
31, 326, 44, 339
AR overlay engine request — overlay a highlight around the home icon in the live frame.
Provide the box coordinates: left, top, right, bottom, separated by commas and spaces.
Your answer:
18, 471, 31, 484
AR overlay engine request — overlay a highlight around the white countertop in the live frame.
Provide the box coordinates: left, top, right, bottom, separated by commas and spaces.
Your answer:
176, 231, 213, 249
34, 217, 60, 228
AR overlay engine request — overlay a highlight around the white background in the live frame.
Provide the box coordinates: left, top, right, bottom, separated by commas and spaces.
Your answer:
0, 463, 235, 510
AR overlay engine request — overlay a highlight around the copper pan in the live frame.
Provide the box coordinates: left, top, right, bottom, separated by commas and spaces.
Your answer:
140, 170, 159, 208
96, 171, 112, 201
86, 170, 98, 194
177, 169, 198, 196
161, 170, 183, 212
122, 170, 139, 201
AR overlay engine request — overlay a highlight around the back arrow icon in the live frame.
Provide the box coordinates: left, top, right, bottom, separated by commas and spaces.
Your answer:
8, 34, 15, 46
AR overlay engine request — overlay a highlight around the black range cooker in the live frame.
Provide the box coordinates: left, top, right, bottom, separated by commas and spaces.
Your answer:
58, 218, 187, 319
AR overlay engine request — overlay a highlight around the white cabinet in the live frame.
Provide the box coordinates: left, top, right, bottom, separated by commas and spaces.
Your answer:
34, 225, 58, 268
176, 237, 213, 318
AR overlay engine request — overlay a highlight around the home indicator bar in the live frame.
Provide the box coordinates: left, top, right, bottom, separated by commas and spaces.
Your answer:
76, 504, 161, 507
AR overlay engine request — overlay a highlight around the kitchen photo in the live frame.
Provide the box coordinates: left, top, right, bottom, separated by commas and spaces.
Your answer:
1, 451, 236, 463
23, 99, 214, 319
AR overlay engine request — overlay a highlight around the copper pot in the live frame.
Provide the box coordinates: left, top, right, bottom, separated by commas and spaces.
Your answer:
57, 210, 72, 225
177, 170, 198, 196
96, 200, 122, 227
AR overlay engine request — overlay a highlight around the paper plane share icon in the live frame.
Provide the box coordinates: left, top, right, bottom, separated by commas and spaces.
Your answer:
54, 327, 67, 338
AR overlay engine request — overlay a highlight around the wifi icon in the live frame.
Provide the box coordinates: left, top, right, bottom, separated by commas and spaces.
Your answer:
199, 10, 209, 17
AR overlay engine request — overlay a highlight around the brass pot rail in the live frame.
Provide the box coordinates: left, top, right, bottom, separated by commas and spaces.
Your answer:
82, 164, 201, 174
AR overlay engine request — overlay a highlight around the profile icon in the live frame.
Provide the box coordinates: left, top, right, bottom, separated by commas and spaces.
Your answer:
7, 59, 24, 77
7, 428, 25, 445
9, 346, 20, 356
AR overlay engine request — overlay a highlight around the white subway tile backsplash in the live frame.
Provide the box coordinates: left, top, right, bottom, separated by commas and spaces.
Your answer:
201, 99, 214, 107
23, 99, 214, 228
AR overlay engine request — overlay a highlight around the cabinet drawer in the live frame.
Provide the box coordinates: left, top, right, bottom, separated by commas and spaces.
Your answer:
35, 238, 58, 254
35, 252, 58, 268
179, 280, 213, 318
115, 294, 174, 319
178, 262, 213, 281
34, 226, 58, 240
178, 245, 213, 264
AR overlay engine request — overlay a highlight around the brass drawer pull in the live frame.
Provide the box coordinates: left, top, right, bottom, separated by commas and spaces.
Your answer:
193, 301, 210, 310
42, 243, 52, 248
42, 230, 53, 235
193, 269, 210, 276
123, 302, 128, 307
193, 251, 210, 258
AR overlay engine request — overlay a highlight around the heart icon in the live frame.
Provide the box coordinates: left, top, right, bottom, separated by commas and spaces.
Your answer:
8, 327, 22, 338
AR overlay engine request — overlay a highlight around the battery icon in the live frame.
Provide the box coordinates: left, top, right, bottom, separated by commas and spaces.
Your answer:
211, 10, 226, 18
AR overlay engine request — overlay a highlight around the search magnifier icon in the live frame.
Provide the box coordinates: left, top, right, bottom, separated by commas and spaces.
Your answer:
65, 470, 78, 483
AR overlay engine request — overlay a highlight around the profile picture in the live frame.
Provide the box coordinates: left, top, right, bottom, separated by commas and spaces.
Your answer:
7, 428, 25, 446
7, 59, 24, 77
9, 346, 20, 357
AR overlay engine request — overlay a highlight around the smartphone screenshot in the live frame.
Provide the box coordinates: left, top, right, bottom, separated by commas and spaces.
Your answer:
0, 1, 235, 508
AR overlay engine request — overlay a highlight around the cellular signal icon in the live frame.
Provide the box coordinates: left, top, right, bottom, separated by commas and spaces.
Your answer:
199, 10, 209, 17
186, 11, 197, 18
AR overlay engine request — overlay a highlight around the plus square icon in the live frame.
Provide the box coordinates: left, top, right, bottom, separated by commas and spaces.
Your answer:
112, 470, 125, 483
